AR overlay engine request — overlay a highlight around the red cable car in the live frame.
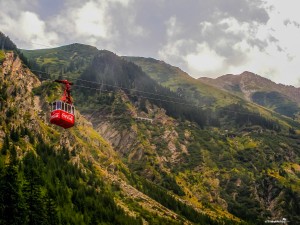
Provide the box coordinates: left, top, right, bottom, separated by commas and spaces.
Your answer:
50, 80, 75, 129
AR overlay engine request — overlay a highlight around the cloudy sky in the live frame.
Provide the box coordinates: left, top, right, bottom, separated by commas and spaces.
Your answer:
1, 0, 300, 87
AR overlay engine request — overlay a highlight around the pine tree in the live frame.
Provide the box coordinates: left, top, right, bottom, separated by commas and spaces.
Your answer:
0, 156, 25, 225
23, 152, 46, 225
10, 127, 20, 142
44, 193, 58, 225
10, 145, 18, 166
1, 134, 9, 155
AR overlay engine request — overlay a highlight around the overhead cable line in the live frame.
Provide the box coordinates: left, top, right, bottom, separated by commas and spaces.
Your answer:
30, 69, 187, 102
36, 73, 266, 117
36, 73, 196, 107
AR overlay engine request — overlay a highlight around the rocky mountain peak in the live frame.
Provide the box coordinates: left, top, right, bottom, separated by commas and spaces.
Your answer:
198, 71, 300, 119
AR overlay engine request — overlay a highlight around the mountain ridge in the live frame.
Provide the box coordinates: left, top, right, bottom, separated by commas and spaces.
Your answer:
199, 71, 300, 102
198, 71, 300, 120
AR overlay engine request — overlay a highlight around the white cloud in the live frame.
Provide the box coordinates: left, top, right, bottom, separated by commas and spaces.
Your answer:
50, 1, 111, 45
159, 40, 226, 77
0, 9, 58, 49
158, 39, 193, 69
126, 13, 148, 37
230, 38, 300, 86
165, 16, 181, 38
223, 0, 300, 86
49, 0, 139, 48
109, 0, 131, 6
185, 43, 225, 77
199, 22, 213, 36
219, 17, 258, 37
75, 1, 109, 39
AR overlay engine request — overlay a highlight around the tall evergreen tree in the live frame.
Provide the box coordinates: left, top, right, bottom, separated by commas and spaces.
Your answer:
23, 152, 46, 225
0, 156, 25, 225
1, 134, 9, 155
44, 192, 58, 225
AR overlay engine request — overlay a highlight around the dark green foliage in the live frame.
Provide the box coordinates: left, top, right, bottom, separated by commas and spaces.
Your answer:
160, 172, 185, 196
225, 180, 262, 223
44, 193, 59, 225
137, 178, 244, 225
10, 127, 20, 142
0, 150, 25, 225
1, 134, 9, 155
252, 91, 300, 118
36, 142, 141, 224
0, 84, 8, 103
0, 50, 4, 63
32, 81, 58, 98
0, 32, 17, 51
0, 136, 142, 225
9, 145, 18, 165
23, 152, 46, 225
219, 104, 281, 131
254, 175, 300, 224
22, 43, 99, 81
282, 188, 300, 223
289, 127, 296, 134
96, 92, 115, 105
6, 107, 17, 118
138, 98, 148, 113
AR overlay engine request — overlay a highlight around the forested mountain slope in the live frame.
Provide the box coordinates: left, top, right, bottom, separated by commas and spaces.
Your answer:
18, 40, 300, 224
0, 37, 230, 225
0, 32, 249, 225
0, 49, 147, 224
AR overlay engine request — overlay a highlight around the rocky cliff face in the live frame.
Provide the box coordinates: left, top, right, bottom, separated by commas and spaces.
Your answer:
88, 95, 187, 167
1, 51, 40, 137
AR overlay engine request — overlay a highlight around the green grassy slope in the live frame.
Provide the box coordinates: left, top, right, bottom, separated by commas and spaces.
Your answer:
252, 91, 300, 118
21, 43, 99, 79
124, 57, 237, 108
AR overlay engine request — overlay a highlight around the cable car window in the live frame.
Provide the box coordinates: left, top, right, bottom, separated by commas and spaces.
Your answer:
68, 105, 71, 113
57, 101, 61, 109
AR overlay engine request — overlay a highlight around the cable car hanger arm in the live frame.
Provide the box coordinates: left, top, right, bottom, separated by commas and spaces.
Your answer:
54, 79, 73, 105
